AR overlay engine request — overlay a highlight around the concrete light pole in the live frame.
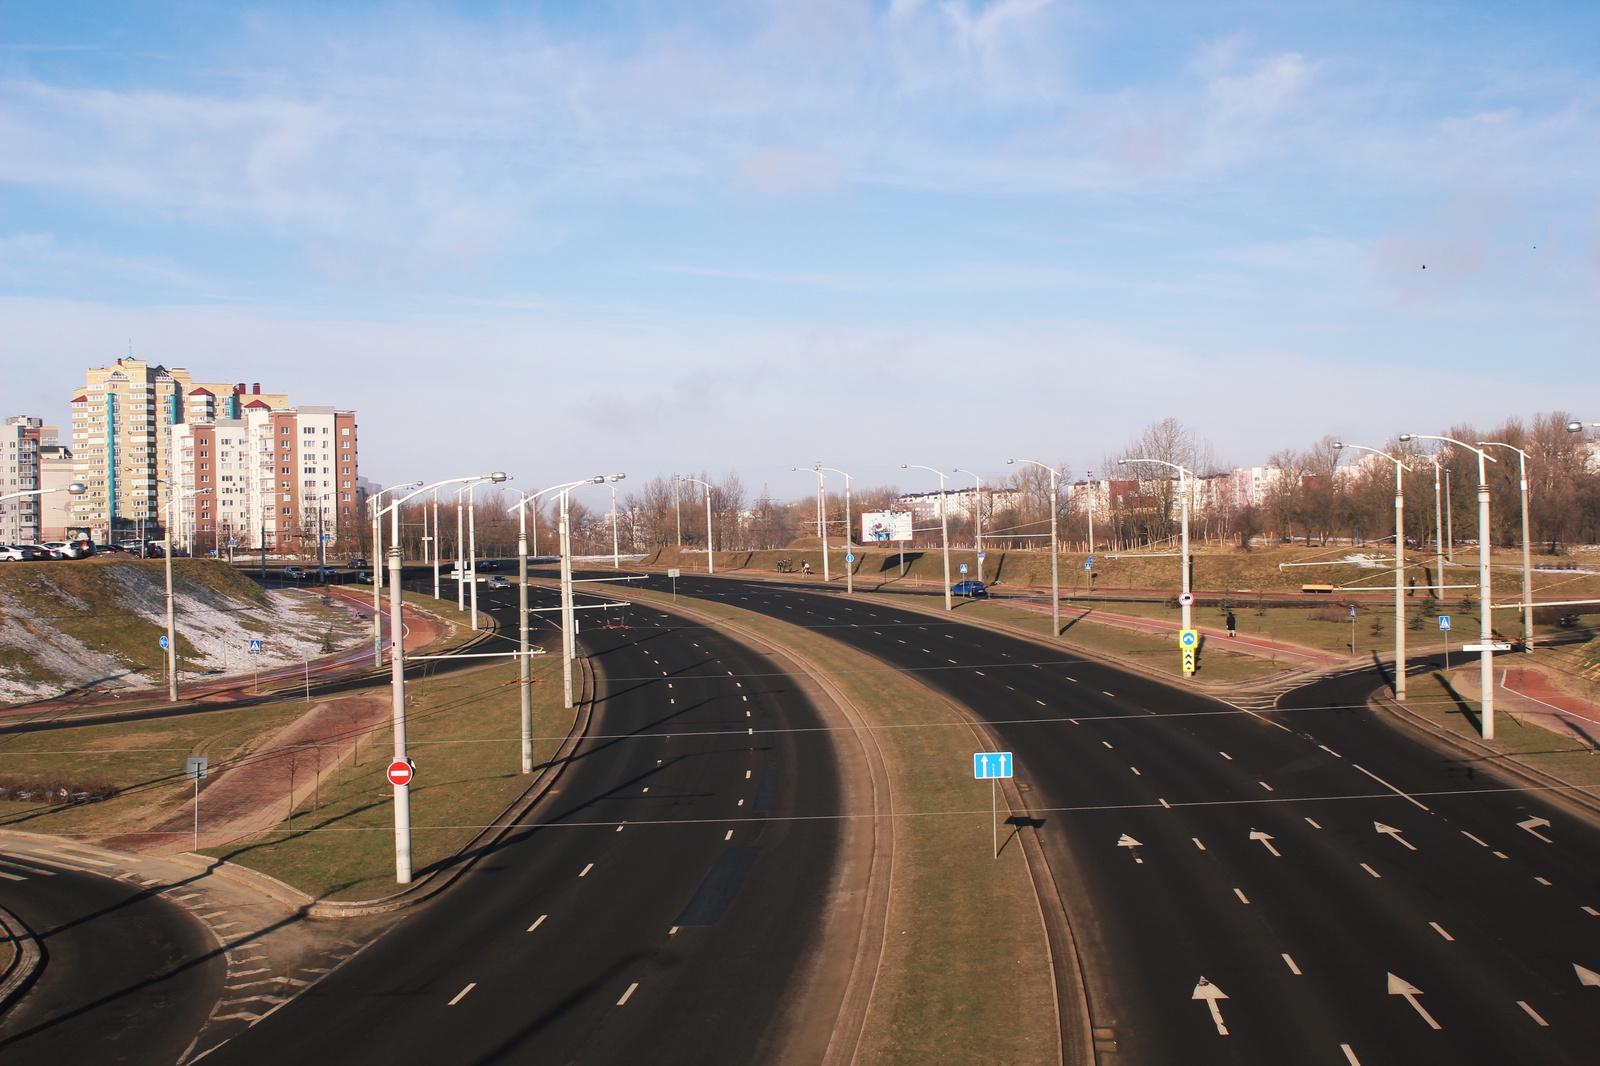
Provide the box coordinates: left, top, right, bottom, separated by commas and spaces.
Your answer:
1410, 453, 1448, 598
1084, 470, 1096, 556
1119, 457, 1193, 633
1333, 442, 1408, 700
1478, 441, 1535, 653
378, 471, 508, 884
904, 464, 953, 611
552, 475, 625, 709
679, 475, 717, 575
160, 485, 209, 701
955, 468, 984, 584
1401, 434, 1498, 739
822, 467, 854, 594
610, 483, 620, 570
431, 490, 441, 600
1009, 459, 1060, 635
792, 466, 830, 584
508, 489, 539, 773
368, 482, 421, 667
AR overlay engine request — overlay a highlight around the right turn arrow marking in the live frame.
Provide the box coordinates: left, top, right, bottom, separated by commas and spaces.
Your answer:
1387, 972, 1441, 1030
1192, 977, 1229, 1035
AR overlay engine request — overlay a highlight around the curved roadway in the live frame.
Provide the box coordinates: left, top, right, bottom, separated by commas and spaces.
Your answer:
654, 572, 1600, 1065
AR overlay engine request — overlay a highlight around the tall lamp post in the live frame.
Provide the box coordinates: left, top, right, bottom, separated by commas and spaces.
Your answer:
551, 475, 625, 708
955, 468, 985, 584
679, 475, 717, 575
1478, 441, 1534, 653
822, 467, 854, 594
1411, 453, 1448, 598
368, 482, 421, 667
1401, 433, 1499, 739
904, 464, 953, 611
160, 485, 210, 701
1119, 457, 1194, 633
378, 471, 508, 884
1332, 442, 1408, 700
793, 466, 830, 584
507, 488, 546, 773
1084, 470, 1097, 557
1009, 458, 1061, 635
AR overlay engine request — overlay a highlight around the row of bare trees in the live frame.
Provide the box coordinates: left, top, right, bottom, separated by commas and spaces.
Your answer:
349, 411, 1598, 561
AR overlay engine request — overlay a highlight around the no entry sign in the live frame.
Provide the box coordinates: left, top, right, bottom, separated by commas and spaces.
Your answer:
387, 760, 415, 787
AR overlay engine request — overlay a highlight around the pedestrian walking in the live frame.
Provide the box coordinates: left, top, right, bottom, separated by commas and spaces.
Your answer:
1226, 610, 1237, 638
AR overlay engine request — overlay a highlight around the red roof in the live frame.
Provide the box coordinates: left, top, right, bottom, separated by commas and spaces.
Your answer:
244, 399, 272, 409
188, 387, 215, 398
71, 395, 87, 404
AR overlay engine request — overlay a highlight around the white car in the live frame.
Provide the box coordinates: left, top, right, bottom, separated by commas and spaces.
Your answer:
42, 541, 89, 559
0, 545, 30, 562
487, 575, 511, 590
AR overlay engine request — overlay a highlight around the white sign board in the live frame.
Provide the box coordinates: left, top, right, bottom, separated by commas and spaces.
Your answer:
861, 511, 913, 543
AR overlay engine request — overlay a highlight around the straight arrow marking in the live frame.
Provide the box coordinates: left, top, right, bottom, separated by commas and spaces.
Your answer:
1375, 822, 1417, 850
1117, 834, 1144, 864
1518, 816, 1553, 843
1387, 973, 1441, 1030
1249, 829, 1280, 857
1192, 977, 1229, 1035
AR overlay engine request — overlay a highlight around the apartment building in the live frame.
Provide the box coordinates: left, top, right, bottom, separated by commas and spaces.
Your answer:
68, 359, 288, 544
0, 417, 45, 545
170, 405, 359, 556
38, 443, 77, 541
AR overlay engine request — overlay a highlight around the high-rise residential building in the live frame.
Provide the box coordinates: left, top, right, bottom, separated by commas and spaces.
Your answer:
170, 405, 359, 556
0, 416, 45, 545
68, 359, 289, 544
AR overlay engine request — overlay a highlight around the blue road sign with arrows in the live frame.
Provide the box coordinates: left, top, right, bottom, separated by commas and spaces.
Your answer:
159, 635, 169, 650
973, 752, 1014, 779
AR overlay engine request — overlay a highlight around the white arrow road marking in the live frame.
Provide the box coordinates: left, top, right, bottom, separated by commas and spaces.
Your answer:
1375, 822, 1417, 850
1118, 834, 1145, 864
1575, 963, 1600, 987
1192, 977, 1229, 1035
1249, 829, 1280, 857
1387, 973, 1442, 1029
1518, 816, 1553, 843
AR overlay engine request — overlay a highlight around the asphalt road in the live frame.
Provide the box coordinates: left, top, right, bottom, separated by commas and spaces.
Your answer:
651, 572, 1600, 1065
0, 852, 223, 1064
204, 584, 844, 1066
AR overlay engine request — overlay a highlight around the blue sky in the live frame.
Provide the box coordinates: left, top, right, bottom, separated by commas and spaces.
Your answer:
3, 1, 1597, 494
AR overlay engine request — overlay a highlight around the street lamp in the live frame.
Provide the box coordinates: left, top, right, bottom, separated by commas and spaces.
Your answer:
377, 471, 508, 883
904, 464, 953, 611
1008, 459, 1060, 635
1477, 441, 1534, 654
1401, 433, 1499, 739
551, 475, 624, 709
1084, 470, 1097, 557
160, 485, 210, 701
1409, 453, 1448, 598
1332, 442, 1408, 700
679, 475, 717, 576
955, 468, 985, 584
507, 488, 545, 774
1119, 457, 1194, 634
792, 465, 830, 584
368, 481, 422, 667
822, 467, 855, 594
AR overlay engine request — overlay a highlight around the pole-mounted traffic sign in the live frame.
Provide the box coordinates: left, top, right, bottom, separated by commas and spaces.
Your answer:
387, 759, 415, 787
1179, 628, 1198, 674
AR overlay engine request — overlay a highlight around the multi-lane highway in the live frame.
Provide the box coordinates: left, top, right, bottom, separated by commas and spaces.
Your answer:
203, 583, 850, 1066
648, 572, 1600, 1065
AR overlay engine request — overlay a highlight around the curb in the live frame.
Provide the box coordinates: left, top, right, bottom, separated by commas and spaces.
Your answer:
0, 903, 42, 1014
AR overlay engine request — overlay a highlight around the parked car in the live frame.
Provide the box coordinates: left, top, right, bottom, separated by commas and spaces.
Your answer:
347, 557, 368, 568
487, 575, 511, 590
478, 560, 501, 571
952, 579, 988, 598
0, 545, 36, 562
42, 540, 92, 559
283, 565, 306, 579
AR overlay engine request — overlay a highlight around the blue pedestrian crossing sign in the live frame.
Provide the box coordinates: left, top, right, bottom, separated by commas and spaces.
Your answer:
1439, 615, 1451, 631
960, 563, 969, 574
248, 639, 263, 654
159, 635, 169, 650
973, 752, 1013, 779
1086, 555, 1095, 570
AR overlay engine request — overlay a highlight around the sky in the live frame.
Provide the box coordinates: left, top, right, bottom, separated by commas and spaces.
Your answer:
2, 0, 1597, 497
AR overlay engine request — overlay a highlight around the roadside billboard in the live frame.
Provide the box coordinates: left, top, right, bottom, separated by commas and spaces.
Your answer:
860, 511, 913, 543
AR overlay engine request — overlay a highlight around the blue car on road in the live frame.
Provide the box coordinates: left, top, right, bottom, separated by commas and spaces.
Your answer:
952, 580, 987, 598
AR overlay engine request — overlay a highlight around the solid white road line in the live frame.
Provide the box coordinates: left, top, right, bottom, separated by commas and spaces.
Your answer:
448, 983, 476, 1006
1430, 922, 1454, 941
580, 863, 594, 877
1352, 764, 1430, 811
617, 982, 639, 1005
1282, 954, 1301, 974
0, 871, 25, 882
528, 915, 547, 932
1517, 1001, 1549, 1026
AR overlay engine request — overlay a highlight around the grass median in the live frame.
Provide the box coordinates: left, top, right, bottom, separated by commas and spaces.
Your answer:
618, 584, 1058, 1066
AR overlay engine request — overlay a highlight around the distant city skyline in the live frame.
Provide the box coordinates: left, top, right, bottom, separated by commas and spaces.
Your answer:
4, 2, 1596, 492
